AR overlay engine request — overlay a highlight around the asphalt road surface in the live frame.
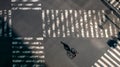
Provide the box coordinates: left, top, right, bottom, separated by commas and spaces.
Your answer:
0, 0, 120, 67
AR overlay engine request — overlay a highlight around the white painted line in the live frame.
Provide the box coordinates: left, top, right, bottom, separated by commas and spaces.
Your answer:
48, 28, 51, 37
46, 10, 50, 16
32, 51, 44, 54
79, 10, 85, 37
37, 3, 42, 6
101, 56, 114, 67
31, 0, 39, 2
56, 17, 60, 29
109, 24, 113, 36
11, 0, 17, 2
84, 10, 89, 38
31, 42, 41, 45
62, 25, 65, 37
104, 53, 120, 66
94, 63, 101, 67
98, 10, 104, 38
60, 12, 63, 22
108, 50, 120, 62
52, 23, 55, 31
8, 17, 12, 27
57, 29, 60, 37
89, 10, 94, 38
116, 45, 120, 50
110, 0, 116, 4
29, 46, 44, 49
105, 29, 109, 38
0, 10, 2, 15
111, 48, 120, 56
19, 7, 31, 10
97, 59, 108, 67
113, 2, 119, 7
25, 3, 33, 6
65, 10, 70, 37
94, 16, 99, 38
24, 37, 33, 40
40, 55, 45, 58
23, 42, 30, 44
51, 10, 55, 20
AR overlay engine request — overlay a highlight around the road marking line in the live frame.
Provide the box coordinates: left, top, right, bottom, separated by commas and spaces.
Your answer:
101, 56, 114, 67
109, 24, 113, 36
116, 45, 120, 50
97, 59, 108, 67
108, 50, 120, 62
110, 0, 116, 4
94, 63, 101, 67
111, 48, 120, 56
104, 53, 120, 66
105, 29, 109, 38
42, 10, 119, 38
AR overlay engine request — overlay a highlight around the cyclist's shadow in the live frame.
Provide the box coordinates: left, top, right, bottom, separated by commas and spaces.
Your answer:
60, 41, 78, 59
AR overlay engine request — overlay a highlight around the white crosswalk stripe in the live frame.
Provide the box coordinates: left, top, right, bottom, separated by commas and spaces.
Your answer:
97, 59, 108, 67
42, 10, 119, 38
12, 37, 45, 67
107, 0, 120, 11
101, 56, 114, 67
11, 0, 41, 10
107, 50, 120, 62
116, 45, 120, 50
94, 63, 101, 67
104, 53, 120, 66
111, 48, 120, 56
92, 44, 120, 67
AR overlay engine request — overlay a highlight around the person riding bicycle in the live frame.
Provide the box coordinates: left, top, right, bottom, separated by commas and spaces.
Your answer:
60, 41, 77, 58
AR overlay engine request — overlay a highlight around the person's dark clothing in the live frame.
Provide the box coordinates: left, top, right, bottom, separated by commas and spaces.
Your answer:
118, 38, 120, 41
107, 39, 117, 48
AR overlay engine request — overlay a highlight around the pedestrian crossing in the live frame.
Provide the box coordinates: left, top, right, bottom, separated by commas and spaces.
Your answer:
12, 37, 45, 67
107, 0, 120, 10
42, 10, 120, 38
0, 10, 12, 37
0, 11, 46, 66
102, 0, 120, 18
11, 0, 42, 10
92, 41, 120, 67
0, 0, 120, 66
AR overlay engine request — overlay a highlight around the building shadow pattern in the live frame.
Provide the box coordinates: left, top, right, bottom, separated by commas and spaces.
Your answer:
0, 10, 46, 67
